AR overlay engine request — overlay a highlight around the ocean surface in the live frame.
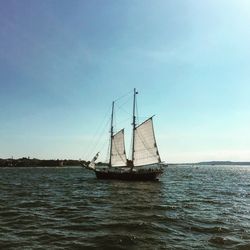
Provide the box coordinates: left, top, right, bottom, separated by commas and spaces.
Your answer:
0, 165, 249, 249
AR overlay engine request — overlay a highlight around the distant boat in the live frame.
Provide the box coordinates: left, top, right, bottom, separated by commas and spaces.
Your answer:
82, 88, 166, 181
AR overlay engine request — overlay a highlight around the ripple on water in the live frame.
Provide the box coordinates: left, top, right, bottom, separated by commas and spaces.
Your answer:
0, 166, 249, 249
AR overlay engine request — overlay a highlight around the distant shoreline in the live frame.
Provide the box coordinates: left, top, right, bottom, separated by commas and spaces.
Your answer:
0, 158, 250, 167
0, 158, 84, 168
171, 161, 250, 166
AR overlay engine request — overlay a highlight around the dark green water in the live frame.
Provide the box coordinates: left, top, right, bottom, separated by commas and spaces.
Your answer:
0, 165, 249, 249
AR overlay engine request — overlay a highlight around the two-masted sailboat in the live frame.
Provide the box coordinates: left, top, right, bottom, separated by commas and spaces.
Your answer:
83, 88, 165, 181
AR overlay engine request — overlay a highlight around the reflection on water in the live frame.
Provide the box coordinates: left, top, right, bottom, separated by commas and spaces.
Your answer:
0, 166, 249, 249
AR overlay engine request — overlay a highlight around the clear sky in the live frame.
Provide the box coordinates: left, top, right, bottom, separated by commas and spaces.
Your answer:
0, 0, 250, 163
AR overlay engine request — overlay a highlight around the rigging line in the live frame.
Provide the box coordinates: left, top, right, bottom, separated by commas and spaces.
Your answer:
113, 137, 127, 162
115, 96, 133, 115
116, 105, 131, 116
136, 94, 139, 125
136, 130, 158, 158
87, 117, 110, 158
113, 107, 117, 133
84, 123, 107, 161
105, 140, 110, 163
129, 132, 133, 160
115, 117, 131, 127
137, 116, 149, 122
83, 106, 111, 160
117, 94, 132, 107
98, 136, 109, 162
85, 116, 111, 161
114, 89, 133, 102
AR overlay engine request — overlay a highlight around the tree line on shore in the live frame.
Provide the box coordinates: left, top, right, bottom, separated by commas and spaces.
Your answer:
0, 157, 88, 167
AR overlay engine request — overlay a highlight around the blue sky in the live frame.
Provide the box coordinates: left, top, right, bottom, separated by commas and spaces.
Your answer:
0, 0, 249, 162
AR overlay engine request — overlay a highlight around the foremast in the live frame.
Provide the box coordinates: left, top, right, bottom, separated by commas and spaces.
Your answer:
109, 100, 127, 167
109, 101, 114, 167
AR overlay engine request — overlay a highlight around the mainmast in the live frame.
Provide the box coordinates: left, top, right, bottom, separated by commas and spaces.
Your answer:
109, 101, 114, 167
131, 88, 138, 168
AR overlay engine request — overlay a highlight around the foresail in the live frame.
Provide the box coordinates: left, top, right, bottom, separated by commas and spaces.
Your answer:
111, 129, 127, 167
133, 118, 161, 166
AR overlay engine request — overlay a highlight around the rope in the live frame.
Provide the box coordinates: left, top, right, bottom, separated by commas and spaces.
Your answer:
83, 89, 134, 162
114, 89, 133, 102
83, 107, 111, 160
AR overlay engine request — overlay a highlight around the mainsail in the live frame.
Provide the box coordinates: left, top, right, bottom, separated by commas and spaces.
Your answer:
111, 129, 127, 167
133, 117, 161, 166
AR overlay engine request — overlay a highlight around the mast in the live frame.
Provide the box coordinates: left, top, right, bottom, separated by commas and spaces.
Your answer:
131, 88, 138, 168
109, 101, 114, 167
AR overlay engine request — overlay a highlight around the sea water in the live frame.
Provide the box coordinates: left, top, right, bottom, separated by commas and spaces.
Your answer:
0, 165, 249, 249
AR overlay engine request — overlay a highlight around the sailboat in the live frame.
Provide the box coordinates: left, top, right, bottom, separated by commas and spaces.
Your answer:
83, 88, 165, 181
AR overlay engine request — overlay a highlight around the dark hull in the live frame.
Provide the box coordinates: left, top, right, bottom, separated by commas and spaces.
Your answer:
95, 169, 163, 181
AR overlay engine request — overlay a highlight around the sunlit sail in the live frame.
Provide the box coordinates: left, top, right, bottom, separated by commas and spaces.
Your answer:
82, 88, 166, 181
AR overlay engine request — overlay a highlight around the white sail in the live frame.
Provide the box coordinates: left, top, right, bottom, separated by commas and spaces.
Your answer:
133, 117, 161, 166
111, 129, 127, 167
